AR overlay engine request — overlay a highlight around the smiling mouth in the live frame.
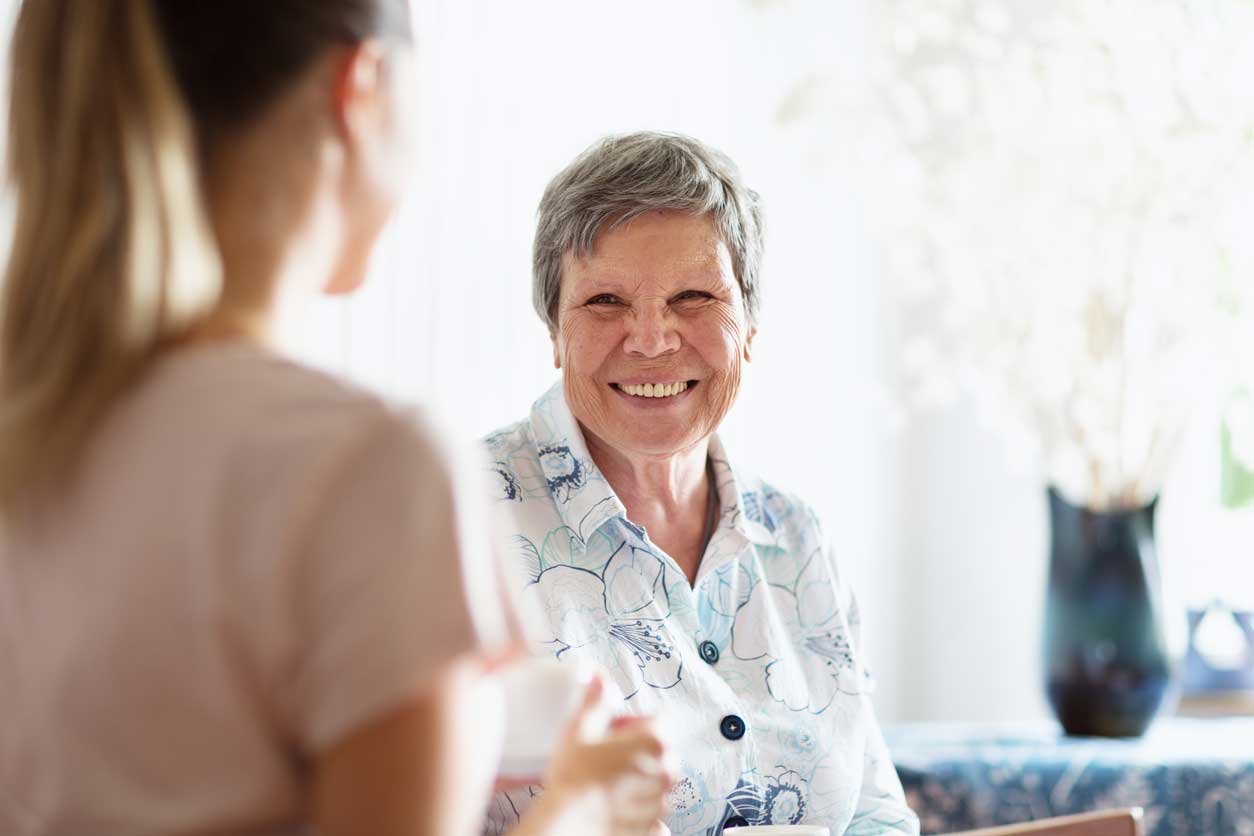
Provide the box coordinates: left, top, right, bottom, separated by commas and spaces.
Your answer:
610, 380, 698, 399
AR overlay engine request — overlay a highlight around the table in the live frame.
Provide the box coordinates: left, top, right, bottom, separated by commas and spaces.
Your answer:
885, 719, 1254, 835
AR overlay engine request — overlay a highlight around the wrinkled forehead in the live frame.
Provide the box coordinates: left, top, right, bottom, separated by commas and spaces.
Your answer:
560, 211, 736, 293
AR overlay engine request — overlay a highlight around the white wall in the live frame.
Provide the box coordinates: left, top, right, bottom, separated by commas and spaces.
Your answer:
280, 1, 918, 717
0, 0, 1052, 727
10, 0, 1245, 728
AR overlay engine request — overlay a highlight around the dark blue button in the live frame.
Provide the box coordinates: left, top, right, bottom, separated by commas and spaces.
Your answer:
699, 639, 720, 664
719, 714, 745, 741
723, 815, 750, 829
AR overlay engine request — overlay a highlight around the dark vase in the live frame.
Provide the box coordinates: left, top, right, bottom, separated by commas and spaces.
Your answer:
1043, 486, 1171, 737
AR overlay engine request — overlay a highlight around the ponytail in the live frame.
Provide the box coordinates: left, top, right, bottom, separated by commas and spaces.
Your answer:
0, 0, 221, 512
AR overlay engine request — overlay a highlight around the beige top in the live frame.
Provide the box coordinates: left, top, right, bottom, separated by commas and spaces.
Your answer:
0, 343, 508, 836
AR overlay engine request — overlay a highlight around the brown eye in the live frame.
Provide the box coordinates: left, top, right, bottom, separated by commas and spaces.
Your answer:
586, 294, 621, 306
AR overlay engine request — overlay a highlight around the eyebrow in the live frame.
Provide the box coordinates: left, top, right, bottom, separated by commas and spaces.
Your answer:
579, 264, 729, 287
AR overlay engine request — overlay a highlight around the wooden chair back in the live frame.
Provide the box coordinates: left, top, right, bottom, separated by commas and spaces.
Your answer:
940, 808, 1144, 836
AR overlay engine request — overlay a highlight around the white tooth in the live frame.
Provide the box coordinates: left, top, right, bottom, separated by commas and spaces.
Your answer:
666, 382, 677, 396
643, 383, 655, 397
678, 381, 687, 393
628, 384, 641, 396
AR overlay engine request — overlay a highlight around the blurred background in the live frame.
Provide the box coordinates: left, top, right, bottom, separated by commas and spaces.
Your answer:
2, 0, 1252, 733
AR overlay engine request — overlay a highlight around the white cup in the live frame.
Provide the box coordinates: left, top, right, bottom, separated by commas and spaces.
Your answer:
497, 657, 591, 779
725, 827, 831, 836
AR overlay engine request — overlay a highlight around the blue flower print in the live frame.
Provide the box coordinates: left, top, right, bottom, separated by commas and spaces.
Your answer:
778, 717, 822, 757
524, 543, 683, 698
697, 561, 753, 651
537, 444, 586, 502
717, 769, 811, 829
493, 462, 523, 501
485, 430, 568, 502
763, 768, 810, 824
668, 773, 726, 835
731, 550, 860, 713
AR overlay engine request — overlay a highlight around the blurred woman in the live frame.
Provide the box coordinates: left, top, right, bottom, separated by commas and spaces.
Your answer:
0, 2, 668, 835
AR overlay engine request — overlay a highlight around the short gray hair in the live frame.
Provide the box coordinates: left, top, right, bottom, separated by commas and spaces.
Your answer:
532, 131, 764, 333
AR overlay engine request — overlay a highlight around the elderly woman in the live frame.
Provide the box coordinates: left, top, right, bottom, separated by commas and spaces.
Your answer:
483, 132, 917, 836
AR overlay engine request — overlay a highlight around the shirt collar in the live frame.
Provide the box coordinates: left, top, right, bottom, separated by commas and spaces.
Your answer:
527, 382, 626, 543
527, 380, 775, 551
707, 434, 777, 550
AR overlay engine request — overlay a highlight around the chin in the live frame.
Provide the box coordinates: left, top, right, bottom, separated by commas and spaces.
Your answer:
608, 427, 705, 458
322, 264, 368, 296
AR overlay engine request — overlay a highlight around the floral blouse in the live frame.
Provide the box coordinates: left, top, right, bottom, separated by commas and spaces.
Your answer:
482, 383, 918, 836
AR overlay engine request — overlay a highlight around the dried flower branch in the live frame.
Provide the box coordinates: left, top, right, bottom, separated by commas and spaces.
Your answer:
785, 0, 1254, 509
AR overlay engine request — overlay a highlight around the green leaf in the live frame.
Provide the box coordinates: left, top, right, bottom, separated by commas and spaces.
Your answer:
1220, 420, 1254, 509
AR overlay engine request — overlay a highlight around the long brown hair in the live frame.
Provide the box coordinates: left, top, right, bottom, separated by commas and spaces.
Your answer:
0, 0, 412, 512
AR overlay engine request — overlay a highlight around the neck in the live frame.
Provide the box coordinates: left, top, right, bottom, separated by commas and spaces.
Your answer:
183, 242, 283, 347
583, 431, 716, 585
186, 102, 334, 349
585, 433, 711, 513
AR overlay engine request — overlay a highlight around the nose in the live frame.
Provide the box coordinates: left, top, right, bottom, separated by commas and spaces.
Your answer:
622, 303, 681, 358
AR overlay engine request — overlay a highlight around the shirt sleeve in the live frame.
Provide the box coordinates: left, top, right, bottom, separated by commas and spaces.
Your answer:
282, 407, 513, 753
848, 709, 921, 835
820, 531, 921, 835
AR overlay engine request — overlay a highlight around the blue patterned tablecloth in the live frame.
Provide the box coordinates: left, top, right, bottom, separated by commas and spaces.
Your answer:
885, 719, 1254, 835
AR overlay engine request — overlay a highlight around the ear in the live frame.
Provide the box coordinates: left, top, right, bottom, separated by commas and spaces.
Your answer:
743, 327, 756, 363
321, 42, 403, 296
550, 330, 562, 369
330, 41, 389, 151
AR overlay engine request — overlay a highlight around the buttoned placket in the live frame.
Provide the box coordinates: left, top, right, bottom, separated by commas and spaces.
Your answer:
529, 387, 786, 822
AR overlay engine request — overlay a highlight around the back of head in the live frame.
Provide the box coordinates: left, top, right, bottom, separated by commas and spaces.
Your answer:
0, 0, 411, 513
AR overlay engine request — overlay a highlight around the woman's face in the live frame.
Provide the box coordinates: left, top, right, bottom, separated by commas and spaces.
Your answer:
554, 211, 755, 460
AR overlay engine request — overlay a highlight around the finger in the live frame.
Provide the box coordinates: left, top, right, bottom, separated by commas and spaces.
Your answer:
610, 800, 671, 835
611, 774, 671, 810
588, 733, 666, 776
478, 640, 528, 673
561, 674, 607, 742
493, 775, 538, 793
612, 723, 668, 761
609, 713, 653, 732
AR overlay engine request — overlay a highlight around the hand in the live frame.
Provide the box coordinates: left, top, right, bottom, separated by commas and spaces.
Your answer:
538, 676, 675, 836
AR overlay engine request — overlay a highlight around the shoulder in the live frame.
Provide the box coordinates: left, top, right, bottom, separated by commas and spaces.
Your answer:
483, 415, 535, 461
146, 344, 464, 507
237, 353, 449, 479
480, 416, 544, 504
734, 467, 826, 543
